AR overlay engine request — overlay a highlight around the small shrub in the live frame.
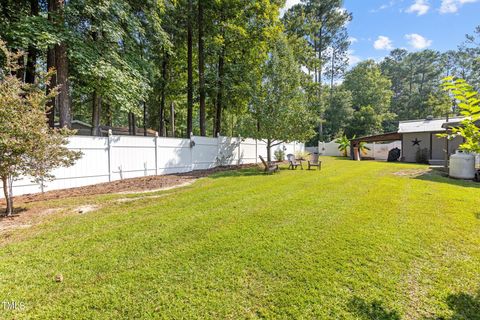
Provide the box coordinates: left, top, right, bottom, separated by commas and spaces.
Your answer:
295, 151, 310, 160
415, 148, 429, 164
274, 149, 285, 161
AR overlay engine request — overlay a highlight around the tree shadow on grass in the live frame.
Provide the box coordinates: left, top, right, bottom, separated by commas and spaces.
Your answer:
0, 207, 28, 219
208, 164, 294, 179
414, 170, 480, 189
208, 167, 271, 179
442, 290, 480, 320
348, 297, 401, 320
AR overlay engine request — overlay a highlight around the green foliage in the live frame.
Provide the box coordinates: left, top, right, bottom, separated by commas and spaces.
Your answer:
344, 60, 393, 114
358, 141, 371, 156
274, 149, 285, 162
335, 135, 350, 157
440, 77, 480, 153
324, 87, 353, 141
347, 106, 386, 137
295, 151, 310, 160
343, 60, 394, 137
0, 41, 81, 216
244, 35, 317, 161
415, 148, 429, 164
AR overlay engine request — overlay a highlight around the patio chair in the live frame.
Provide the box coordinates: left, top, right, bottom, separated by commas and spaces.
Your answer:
308, 153, 322, 170
259, 155, 279, 174
287, 154, 302, 170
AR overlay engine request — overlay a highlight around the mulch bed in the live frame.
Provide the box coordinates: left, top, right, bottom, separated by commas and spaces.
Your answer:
1, 164, 258, 205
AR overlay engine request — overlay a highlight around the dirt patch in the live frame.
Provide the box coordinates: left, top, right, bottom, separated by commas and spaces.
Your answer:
75, 205, 99, 214
0, 207, 63, 234
116, 180, 195, 195
393, 169, 432, 177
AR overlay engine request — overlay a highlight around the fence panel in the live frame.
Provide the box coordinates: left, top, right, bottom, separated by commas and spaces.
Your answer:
192, 136, 218, 170
239, 138, 257, 164
156, 137, 191, 174
110, 136, 157, 180
0, 135, 304, 199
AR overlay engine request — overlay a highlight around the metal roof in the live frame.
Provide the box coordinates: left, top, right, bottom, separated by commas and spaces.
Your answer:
398, 117, 464, 133
351, 132, 402, 143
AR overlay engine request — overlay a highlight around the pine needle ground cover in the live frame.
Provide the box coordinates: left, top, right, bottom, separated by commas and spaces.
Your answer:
1, 157, 479, 319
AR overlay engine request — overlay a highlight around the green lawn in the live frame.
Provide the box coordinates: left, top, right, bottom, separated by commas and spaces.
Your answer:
1, 157, 480, 319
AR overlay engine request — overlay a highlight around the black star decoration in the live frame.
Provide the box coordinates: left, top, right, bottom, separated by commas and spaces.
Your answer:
412, 138, 422, 146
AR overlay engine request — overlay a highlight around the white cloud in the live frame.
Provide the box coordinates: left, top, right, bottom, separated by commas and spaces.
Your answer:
348, 50, 362, 67
406, 0, 430, 15
439, 0, 478, 13
280, 0, 301, 16
373, 36, 394, 50
349, 37, 358, 44
370, 1, 397, 13
405, 33, 432, 49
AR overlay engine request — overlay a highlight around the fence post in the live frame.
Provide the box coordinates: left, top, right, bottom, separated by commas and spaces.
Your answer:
238, 136, 241, 165
107, 129, 113, 182
154, 132, 159, 175
217, 132, 221, 167
190, 132, 194, 172
255, 139, 258, 164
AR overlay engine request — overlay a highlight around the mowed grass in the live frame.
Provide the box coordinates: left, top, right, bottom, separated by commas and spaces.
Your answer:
1, 157, 480, 319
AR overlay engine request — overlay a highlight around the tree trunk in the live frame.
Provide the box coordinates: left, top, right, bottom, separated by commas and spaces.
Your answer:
215, 46, 225, 137
106, 103, 112, 127
198, 0, 206, 136
54, 0, 71, 128
170, 102, 175, 137
318, 28, 324, 140
2, 176, 13, 217
132, 113, 137, 136
46, 0, 56, 128
25, 0, 39, 83
143, 101, 147, 136
267, 139, 272, 163
159, 51, 168, 137
329, 50, 335, 112
186, 0, 193, 138
91, 91, 102, 136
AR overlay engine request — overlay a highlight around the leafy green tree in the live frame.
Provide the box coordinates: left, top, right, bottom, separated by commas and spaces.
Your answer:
440, 77, 480, 153
243, 35, 316, 161
344, 60, 392, 114
323, 86, 353, 140
346, 106, 385, 137
283, 0, 351, 140
0, 42, 81, 216
344, 60, 393, 136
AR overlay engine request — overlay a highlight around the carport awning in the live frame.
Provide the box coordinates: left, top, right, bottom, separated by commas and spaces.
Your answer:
350, 132, 402, 144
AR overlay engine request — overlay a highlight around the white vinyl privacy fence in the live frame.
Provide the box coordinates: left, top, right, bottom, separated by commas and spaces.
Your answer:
0, 135, 304, 198
319, 141, 402, 159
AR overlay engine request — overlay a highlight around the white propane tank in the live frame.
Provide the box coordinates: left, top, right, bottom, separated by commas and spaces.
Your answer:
449, 151, 476, 180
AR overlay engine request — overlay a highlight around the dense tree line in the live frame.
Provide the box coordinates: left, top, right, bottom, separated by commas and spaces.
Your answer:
0, 0, 292, 139
319, 27, 480, 142
1, 0, 478, 145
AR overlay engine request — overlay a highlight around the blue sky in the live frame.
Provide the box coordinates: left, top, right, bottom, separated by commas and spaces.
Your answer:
282, 0, 480, 66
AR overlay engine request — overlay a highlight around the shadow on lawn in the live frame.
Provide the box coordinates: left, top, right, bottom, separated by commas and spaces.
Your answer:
208, 168, 267, 179
208, 165, 293, 179
441, 290, 480, 320
414, 170, 480, 189
348, 297, 401, 320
